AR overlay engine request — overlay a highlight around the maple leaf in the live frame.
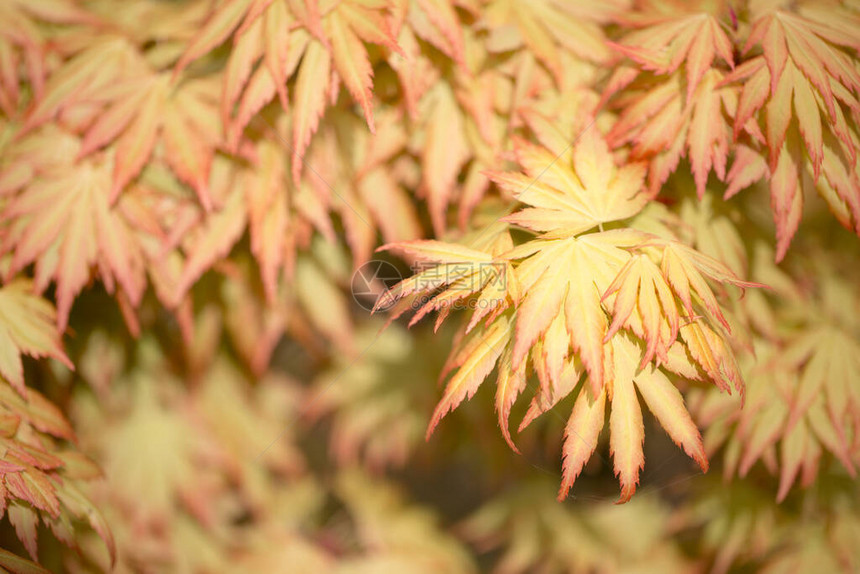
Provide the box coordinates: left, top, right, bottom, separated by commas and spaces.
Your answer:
243, 140, 292, 304
380, 131, 757, 501
7, 2, 860, 570
177, 0, 401, 182
96, 374, 200, 524
102, 162, 207, 322
117, 141, 334, 321
608, 7, 735, 101
75, 73, 223, 209
676, 194, 750, 278
388, 25, 542, 235
601, 2, 745, 198
174, 169, 248, 303
323, 1, 400, 133
179, 0, 299, 142
67, 339, 339, 573
19, 36, 144, 135
760, 515, 860, 574
1, 142, 147, 332
290, 37, 331, 184
185, 5, 291, 178
493, 134, 648, 236
409, 59, 523, 235
171, 106, 409, 286
719, 4, 860, 259
480, 0, 613, 85
294, 250, 356, 354
0, 280, 72, 395
689, 479, 785, 573
519, 84, 603, 165
694, 340, 857, 503
375, 220, 518, 330
780, 351, 859, 488
406, 0, 468, 69
0, 380, 74, 444
292, 109, 420, 267
461, 480, 691, 572
606, 68, 741, 199
559, 332, 709, 503
0, 370, 115, 566
604, 1, 860, 260
388, 25, 437, 120
420, 83, 470, 235
193, 358, 306, 479
15, 30, 224, 211
693, 247, 860, 502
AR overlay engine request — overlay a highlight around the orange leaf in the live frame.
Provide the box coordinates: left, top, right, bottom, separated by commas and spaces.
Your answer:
634, 365, 708, 472
175, 0, 254, 74
0, 281, 72, 395
291, 40, 330, 183
494, 348, 527, 452
427, 316, 510, 437
176, 187, 247, 302
608, 335, 645, 504
326, 10, 376, 132
558, 386, 605, 500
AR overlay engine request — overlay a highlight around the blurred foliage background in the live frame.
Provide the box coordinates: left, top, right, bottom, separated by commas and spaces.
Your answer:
0, 0, 859, 572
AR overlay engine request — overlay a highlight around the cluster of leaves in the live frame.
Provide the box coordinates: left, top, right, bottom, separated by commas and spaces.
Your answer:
380, 129, 758, 502
690, 243, 860, 500
0, 281, 112, 571
460, 479, 694, 573
604, 0, 860, 261
691, 474, 860, 574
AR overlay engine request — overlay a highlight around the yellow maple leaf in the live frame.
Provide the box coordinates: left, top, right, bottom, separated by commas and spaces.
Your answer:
0, 280, 72, 394
1, 145, 147, 331
380, 130, 758, 501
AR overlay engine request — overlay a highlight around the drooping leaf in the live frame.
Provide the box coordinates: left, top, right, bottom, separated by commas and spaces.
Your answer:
1, 151, 146, 331
382, 135, 755, 501
0, 281, 71, 394
426, 314, 511, 437
558, 385, 605, 500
